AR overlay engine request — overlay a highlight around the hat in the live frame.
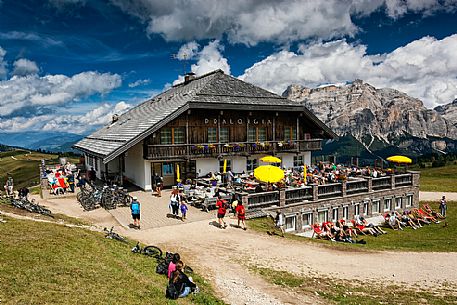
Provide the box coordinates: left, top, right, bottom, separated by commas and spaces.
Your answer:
132, 196, 138, 200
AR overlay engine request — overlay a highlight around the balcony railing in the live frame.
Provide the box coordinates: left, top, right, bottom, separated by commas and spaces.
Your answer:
145, 139, 322, 159
395, 174, 412, 187
247, 191, 280, 209
318, 183, 342, 198
346, 179, 368, 194
285, 187, 313, 204
372, 176, 391, 190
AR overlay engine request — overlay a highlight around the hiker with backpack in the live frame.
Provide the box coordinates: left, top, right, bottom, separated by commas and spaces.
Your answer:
235, 201, 247, 230
170, 188, 181, 218
216, 195, 228, 229
130, 196, 141, 229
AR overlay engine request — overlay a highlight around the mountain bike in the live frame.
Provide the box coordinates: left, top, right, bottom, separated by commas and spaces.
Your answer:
131, 242, 163, 258
104, 226, 127, 243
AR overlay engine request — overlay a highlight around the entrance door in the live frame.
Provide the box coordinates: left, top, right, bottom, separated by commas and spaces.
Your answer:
151, 163, 162, 189
162, 162, 175, 187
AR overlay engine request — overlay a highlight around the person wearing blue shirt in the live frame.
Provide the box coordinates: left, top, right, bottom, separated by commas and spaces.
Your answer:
130, 196, 141, 229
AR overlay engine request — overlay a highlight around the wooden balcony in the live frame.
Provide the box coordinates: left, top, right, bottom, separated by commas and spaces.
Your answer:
144, 139, 322, 160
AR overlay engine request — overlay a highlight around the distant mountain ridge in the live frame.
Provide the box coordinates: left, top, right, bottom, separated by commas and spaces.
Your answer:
283, 80, 457, 156
0, 132, 84, 153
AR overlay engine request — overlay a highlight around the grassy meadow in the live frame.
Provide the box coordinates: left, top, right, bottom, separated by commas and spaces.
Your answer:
0, 213, 225, 305
414, 163, 457, 192
248, 202, 457, 252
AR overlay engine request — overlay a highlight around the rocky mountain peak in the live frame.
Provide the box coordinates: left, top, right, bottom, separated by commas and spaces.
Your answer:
283, 81, 457, 154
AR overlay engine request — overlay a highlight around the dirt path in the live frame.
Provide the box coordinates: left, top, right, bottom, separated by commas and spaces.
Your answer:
32, 194, 457, 304
420, 191, 457, 201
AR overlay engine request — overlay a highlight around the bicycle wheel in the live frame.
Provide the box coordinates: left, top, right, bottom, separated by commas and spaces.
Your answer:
143, 245, 163, 259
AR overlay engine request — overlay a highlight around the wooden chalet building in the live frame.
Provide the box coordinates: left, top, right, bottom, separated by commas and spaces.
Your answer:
74, 69, 336, 190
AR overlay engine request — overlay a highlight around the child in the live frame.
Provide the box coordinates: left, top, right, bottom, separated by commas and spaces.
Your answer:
235, 202, 247, 230
180, 201, 188, 221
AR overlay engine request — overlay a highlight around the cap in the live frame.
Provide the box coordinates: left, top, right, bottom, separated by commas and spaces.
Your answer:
132, 196, 138, 200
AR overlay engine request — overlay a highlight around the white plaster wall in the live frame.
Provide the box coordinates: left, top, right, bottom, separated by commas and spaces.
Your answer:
278, 153, 294, 169
124, 142, 147, 189
303, 151, 311, 166
231, 156, 246, 173
144, 161, 152, 191
196, 158, 219, 177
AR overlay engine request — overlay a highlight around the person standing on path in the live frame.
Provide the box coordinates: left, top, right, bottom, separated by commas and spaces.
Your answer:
235, 201, 247, 230
440, 196, 447, 218
216, 196, 228, 229
268, 210, 285, 237
154, 173, 163, 197
130, 196, 141, 229
180, 200, 188, 221
4, 174, 14, 197
170, 189, 180, 218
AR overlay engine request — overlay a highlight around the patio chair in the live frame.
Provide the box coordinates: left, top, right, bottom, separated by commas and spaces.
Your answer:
311, 224, 334, 240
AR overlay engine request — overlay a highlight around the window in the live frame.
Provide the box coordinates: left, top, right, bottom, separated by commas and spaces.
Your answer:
332, 208, 338, 222
302, 213, 313, 227
406, 195, 413, 207
163, 162, 174, 175
285, 215, 296, 232
384, 198, 392, 211
354, 204, 360, 217
258, 127, 267, 142
87, 154, 93, 167
208, 127, 217, 143
317, 210, 328, 223
247, 127, 256, 142
220, 127, 229, 143
395, 197, 402, 209
219, 159, 231, 173
284, 127, 297, 141
247, 158, 257, 171
161, 128, 172, 144
293, 155, 304, 167
342, 206, 348, 220
372, 200, 380, 214
363, 202, 369, 215
174, 127, 185, 144
94, 157, 98, 171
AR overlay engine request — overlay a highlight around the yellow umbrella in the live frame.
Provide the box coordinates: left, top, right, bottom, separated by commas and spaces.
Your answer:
176, 164, 181, 182
260, 155, 282, 163
386, 155, 412, 164
254, 165, 284, 183
223, 159, 227, 173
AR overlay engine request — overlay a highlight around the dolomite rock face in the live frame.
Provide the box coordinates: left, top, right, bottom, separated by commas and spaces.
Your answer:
283, 81, 457, 152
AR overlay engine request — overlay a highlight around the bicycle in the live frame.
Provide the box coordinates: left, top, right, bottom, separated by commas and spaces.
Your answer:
11, 198, 53, 218
104, 227, 127, 243
131, 242, 163, 258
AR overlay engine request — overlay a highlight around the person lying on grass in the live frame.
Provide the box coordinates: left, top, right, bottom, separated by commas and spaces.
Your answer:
394, 211, 419, 230
407, 211, 429, 226
351, 219, 380, 236
423, 204, 446, 219
336, 219, 358, 238
384, 212, 403, 230
355, 215, 387, 235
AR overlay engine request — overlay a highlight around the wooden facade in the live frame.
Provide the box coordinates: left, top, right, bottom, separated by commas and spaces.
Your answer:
143, 109, 324, 160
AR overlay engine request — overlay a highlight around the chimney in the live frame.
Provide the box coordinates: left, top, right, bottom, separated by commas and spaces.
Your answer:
112, 114, 119, 123
184, 72, 196, 84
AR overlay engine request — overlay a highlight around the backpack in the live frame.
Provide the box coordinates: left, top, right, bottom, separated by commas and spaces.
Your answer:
238, 205, 245, 216
156, 252, 174, 275
166, 283, 179, 299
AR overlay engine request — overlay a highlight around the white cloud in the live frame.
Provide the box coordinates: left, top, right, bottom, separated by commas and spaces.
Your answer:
173, 40, 230, 85
0, 102, 131, 134
13, 58, 39, 76
239, 34, 457, 108
176, 41, 199, 60
128, 78, 150, 88
112, 0, 457, 45
0, 71, 122, 116
0, 47, 7, 79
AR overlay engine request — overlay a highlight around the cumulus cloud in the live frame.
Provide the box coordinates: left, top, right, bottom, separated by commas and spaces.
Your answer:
128, 78, 150, 88
0, 47, 7, 79
111, 0, 457, 45
176, 41, 199, 60
172, 40, 230, 85
0, 71, 122, 116
12, 58, 39, 76
0, 102, 131, 134
239, 34, 457, 108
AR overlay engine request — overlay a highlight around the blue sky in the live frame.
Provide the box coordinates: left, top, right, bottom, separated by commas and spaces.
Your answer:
0, 0, 456, 135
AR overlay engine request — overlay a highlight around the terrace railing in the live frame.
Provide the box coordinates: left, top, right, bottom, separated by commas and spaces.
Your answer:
372, 176, 392, 190
247, 191, 280, 209
346, 179, 368, 194
144, 139, 322, 159
285, 187, 313, 204
394, 174, 413, 187
318, 183, 343, 198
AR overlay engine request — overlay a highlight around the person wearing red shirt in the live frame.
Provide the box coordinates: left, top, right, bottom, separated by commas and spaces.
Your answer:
216, 196, 227, 229
235, 201, 247, 230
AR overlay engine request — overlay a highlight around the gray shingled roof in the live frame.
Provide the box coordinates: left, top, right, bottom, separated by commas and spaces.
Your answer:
74, 70, 336, 163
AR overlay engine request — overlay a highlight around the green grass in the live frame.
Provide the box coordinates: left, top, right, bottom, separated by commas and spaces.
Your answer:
413, 163, 457, 192
0, 216, 225, 305
253, 267, 457, 305
0, 150, 78, 190
248, 202, 457, 252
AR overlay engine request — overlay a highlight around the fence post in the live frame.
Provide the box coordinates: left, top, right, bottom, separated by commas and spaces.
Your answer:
391, 175, 395, 189
367, 177, 372, 192
242, 194, 249, 212
279, 190, 285, 207
312, 184, 318, 201
341, 181, 347, 197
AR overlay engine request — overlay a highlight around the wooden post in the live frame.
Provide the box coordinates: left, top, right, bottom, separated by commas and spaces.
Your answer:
279, 189, 286, 207
186, 112, 190, 157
